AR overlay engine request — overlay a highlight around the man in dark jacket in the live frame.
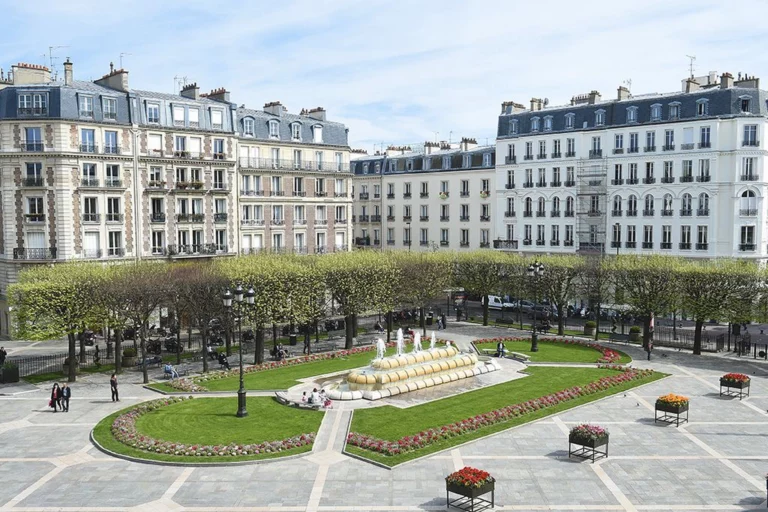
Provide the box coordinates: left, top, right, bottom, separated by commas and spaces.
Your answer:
61, 384, 71, 412
0, 346, 6, 366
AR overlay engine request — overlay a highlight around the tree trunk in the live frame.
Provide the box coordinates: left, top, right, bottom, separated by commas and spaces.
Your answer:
642, 316, 652, 351
78, 331, 86, 364
272, 323, 277, 349
482, 294, 489, 326
352, 314, 358, 337
314, 320, 319, 343
187, 324, 192, 349
304, 328, 311, 355
67, 332, 77, 382
594, 303, 601, 341
176, 328, 182, 365
557, 305, 565, 335
140, 324, 148, 384
693, 319, 703, 355
114, 330, 123, 375
254, 327, 264, 365
419, 307, 426, 335
201, 322, 209, 373
386, 311, 392, 343
344, 314, 354, 349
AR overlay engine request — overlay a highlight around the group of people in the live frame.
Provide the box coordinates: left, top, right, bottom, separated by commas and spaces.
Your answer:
273, 343, 289, 361
49, 383, 72, 412
302, 388, 332, 408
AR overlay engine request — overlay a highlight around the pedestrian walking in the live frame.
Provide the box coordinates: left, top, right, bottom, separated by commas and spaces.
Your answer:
110, 373, 119, 402
61, 383, 71, 412
646, 341, 653, 361
437, 316, 444, 330
50, 383, 61, 412
0, 346, 6, 366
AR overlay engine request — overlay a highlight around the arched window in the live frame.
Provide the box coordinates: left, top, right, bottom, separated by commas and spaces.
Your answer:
566, 196, 574, 213
268, 120, 279, 139
644, 194, 654, 213
741, 190, 757, 212
552, 197, 561, 213
290, 122, 302, 141
243, 118, 254, 136
537, 197, 545, 213
613, 195, 622, 213
682, 193, 692, 210
628, 194, 637, 212
663, 194, 673, 211
312, 124, 323, 143
698, 193, 709, 212
525, 197, 532, 213
531, 117, 540, 132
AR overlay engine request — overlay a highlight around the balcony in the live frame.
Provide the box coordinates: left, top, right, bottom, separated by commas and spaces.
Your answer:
373, 193, 381, 199
212, 183, 229, 192
293, 191, 307, 197
739, 243, 756, 252
13, 248, 57, 260
680, 209, 692, 217
505, 155, 517, 164
644, 146, 656, 152
589, 149, 603, 159
355, 237, 371, 247
550, 181, 561, 187
698, 142, 711, 149
741, 174, 758, 181
536, 181, 546, 188
625, 241, 636, 248
80, 143, 98, 153
103, 145, 121, 155
106, 213, 123, 222
681, 143, 695, 150
627, 178, 639, 185
565, 151, 576, 158
523, 182, 534, 188
107, 247, 125, 257
524, 154, 533, 161
271, 219, 286, 226
564, 180, 575, 187
578, 242, 604, 252
403, 215, 412, 222
626, 209, 637, 217
239, 157, 350, 173
642, 242, 653, 249
419, 240, 430, 247
403, 193, 412, 199
505, 183, 515, 189
151, 213, 166, 223
314, 219, 328, 226
460, 215, 470, 221
435, 215, 448, 222
523, 239, 532, 246
371, 215, 381, 222
661, 176, 675, 184
523, 211, 533, 218
587, 209, 602, 217
241, 219, 266, 226
613, 148, 624, 155
697, 208, 709, 216
21, 142, 45, 151
551, 152, 562, 158
643, 209, 654, 216
663, 144, 675, 151
611, 210, 622, 217
336, 218, 348, 224
661, 209, 673, 216
83, 249, 103, 258
440, 240, 449, 247
359, 192, 369, 200
551, 240, 560, 246
358, 215, 370, 222
18, 107, 48, 116
460, 241, 470, 247
680, 175, 693, 183
82, 213, 100, 223
551, 210, 560, 217
81, 178, 100, 187
493, 239, 518, 250
373, 239, 381, 246
176, 213, 205, 223
537, 153, 546, 160
564, 239, 574, 247
22, 177, 44, 187
214, 213, 228, 223
105, 179, 123, 188
148, 181, 166, 189
24, 213, 45, 223
742, 140, 760, 147
696, 243, 709, 250
480, 215, 491, 222
269, 190, 286, 197
504, 211, 515, 218
420, 192, 429, 198
643, 177, 656, 184
628, 147, 639, 154
696, 175, 711, 183
386, 215, 395, 221
611, 241, 621, 248
536, 211, 546, 218
679, 242, 692, 250
403, 240, 413, 247
536, 239, 546, 246
460, 191, 470, 198
334, 192, 347, 198
740, 209, 758, 216
564, 210, 575, 217
611, 179, 624, 185
661, 242, 672, 249
440, 191, 450, 197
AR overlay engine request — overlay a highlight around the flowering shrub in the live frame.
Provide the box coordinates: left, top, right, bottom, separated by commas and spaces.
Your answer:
474, 337, 622, 364
721, 373, 750, 383
347, 367, 654, 456
570, 424, 608, 442
111, 397, 315, 457
656, 393, 689, 407
446, 467, 494, 488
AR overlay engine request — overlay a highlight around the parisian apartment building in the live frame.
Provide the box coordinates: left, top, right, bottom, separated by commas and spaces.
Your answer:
351, 139, 495, 250
0, 60, 353, 336
494, 72, 766, 257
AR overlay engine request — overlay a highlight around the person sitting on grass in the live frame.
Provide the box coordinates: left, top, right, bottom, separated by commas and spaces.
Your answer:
217, 352, 230, 370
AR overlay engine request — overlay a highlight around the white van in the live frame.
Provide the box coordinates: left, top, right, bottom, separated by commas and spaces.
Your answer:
482, 295, 515, 310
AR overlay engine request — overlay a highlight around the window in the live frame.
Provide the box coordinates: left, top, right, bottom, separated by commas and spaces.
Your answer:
211, 110, 223, 129
483, 153, 492, 167
106, 164, 120, 186
80, 128, 95, 152
595, 110, 605, 126
27, 197, 44, 222
700, 126, 711, 147
269, 120, 279, 139
612, 224, 621, 243
643, 226, 653, 246
104, 131, 118, 153
553, 139, 561, 156
627, 225, 636, 244
272, 233, 283, 250
591, 136, 601, 152
525, 141, 533, 159
662, 225, 672, 247
175, 135, 186, 153
669, 103, 680, 120
566, 138, 575, 156
108, 232, 123, 255
699, 159, 710, 180
243, 118, 254, 136
24, 127, 42, 151
613, 195, 622, 213
628, 195, 637, 213
291, 123, 302, 141
644, 194, 654, 214
681, 226, 691, 246
743, 125, 758, 146
650, 104, 661, 121
565, 113, 575, 129
662, 194, 673, 212
524, 225, 532, 243
173, 106, 185, 126
626, 107, 638, 123
335, 153, 343, 172
213, 169, 225, 189
566, 196, 574, 214
663, 161, 673, 181
741, 226, 755, 247
681, 193, 692, 212
629, 133, 639, 152
614, 164, 622, 182
698, 193, 709, 212
696, 99, 708, 116
146, 104, 159, 123
682, 160, 692, 180
524, 197, 533, 215
697, 226, 708, 247
509, 119, 519, 135
551, 225, 559, 243
531, 117, 540, 132
188, 108, 199, 127
537, 198, 545, 215
18, 93, 48, 115
646, 131, 656, 149
543, 116, 553, 131
565, 225, 573, 243
740, 190, 757, 214
743, 157, 756, 180
460, 229, 469, 246
103, 98, 117, 120
79, 96, 93, 117
152, 231, 165, 254
664, 129, 674, 149
107, 197, 121, 221
214, 139, 225, 158
537, 225, 545, 243
629, 163, 638, 182
741, 97, 751, 113
615, 134, 624, 150
25, 163, 42, 184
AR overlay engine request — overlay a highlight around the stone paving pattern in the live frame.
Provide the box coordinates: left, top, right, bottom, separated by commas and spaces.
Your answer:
0, 323, 766, 511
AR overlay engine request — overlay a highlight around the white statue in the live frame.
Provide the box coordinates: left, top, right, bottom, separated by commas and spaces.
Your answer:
413, 332, 422, 353
375, 338, 386, 360
396, 328, 405, 356
430, 331, 437, 350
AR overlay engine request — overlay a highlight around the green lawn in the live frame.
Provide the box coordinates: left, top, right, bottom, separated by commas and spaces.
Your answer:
475, 340, 631, 364
92, 396, 322, 463
348, 366, 664, 465
24, 364, 116, 385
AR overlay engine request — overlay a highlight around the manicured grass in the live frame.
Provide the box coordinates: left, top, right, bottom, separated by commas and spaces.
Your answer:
475, 340, 631, 364
92, 396, 322, 463
348, 366, 665, 465
24, 364, 116, 385
201, 348, 395, 392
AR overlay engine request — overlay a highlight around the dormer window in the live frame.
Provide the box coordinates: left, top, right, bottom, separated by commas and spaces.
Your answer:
211, 109, 223, 129
595, 110, 606, 126
243, 118, 255, 136
650, 104, 662, 121
363, 163, 369, 174
543, 116, 553, 131
669, 102, 681, 120
626, 106, 638, 123
173, 105, 185, 127
269, 120, 279, 139
565, 113, 575, 129
291, 123, 302, 141
374, 163, 380, 173
740, 96, 751, 113
531, 117, 540, 132
79, 96, 93, 118
483, 153, 492, 167
509, 119, 519, 135
312, 125, 323, 143
442, 156, 450, 169
146, 103, 160, 123
696, 99, 709, 116
406, 160, 413, 171
188, 108, 199, 128
463, 154, 471, 168
18, 93, 48, 115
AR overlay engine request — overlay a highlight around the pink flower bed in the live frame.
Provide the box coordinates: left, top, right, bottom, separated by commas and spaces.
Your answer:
346, 367, 654, 456
110, 397, 315, 457
475, 336, 622, 363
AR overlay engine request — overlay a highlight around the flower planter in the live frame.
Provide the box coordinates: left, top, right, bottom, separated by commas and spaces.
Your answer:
655, 402, 689, 426
446, 480, 494, 511
0, 366, 19, 383
583, 326, 595, 336
62, 363, 80, 376
122, 356, 137, 367
568, 433, 609, 462
629, 332, 641, 342
720, 378, 750, 400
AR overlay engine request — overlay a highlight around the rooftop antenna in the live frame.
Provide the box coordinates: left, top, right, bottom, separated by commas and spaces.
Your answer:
433, 131, 439, 143
173, 75, 188, 93
622, 79, 632, 92
48, 46, 69, 80
686, 55, 696, 79
119, 53, 132, 69
449, 131, 453, 144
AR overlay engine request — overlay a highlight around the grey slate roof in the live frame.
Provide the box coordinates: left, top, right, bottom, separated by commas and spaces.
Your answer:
236, 107, 349, 147
351, 145, 495, 175
498, 87, 768, 139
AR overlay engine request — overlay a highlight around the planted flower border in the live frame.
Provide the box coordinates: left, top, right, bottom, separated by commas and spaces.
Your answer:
347, 365, 653, 457
110, 396, 315, 458
720, 373, 750, 400
474, 336, 623, 364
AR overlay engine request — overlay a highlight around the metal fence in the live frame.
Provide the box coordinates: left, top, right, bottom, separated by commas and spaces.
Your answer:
653, 326, 725, 352
734, 338, 768, 360
9, 348, 115, 378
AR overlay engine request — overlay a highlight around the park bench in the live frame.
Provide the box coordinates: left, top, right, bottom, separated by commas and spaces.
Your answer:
479, 348, 497, 356
135, 355, 162, 370
325, 329, 345, 341
274, 391, 322, 410
162, 365, 191, 379
534, 323, 552, 333
510, 352, 531, 363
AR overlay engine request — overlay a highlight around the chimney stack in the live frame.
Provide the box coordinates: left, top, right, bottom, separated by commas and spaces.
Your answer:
93, 64, 129, 92
306, 107, 326, 121
684, 78, 700, 93
11, 63, 51, 85
180, 82, 200, 100
720, 72, 734, 89
263, 101, 283, 116
530, 98, 544, 111
501, 101, 526, 114
63, 58, 73, 86
617, 86, 630, 101
460, 137, 477, 151
587, 90, 602, 104
206, 87, 230, 102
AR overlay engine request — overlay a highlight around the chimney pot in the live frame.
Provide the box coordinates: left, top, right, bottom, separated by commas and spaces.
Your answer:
617, 86, 630, 101
63, 58, 73, 86
720, 72, 734, 89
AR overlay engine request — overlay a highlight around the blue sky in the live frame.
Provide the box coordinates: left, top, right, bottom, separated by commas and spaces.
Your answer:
2, 0, 768, 151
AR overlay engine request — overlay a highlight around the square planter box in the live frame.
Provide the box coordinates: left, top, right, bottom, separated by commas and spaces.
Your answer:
568, 433, 609, 462
446, 480, 495, 511
720, 378, 750, 399
655, 402, 689, 426
1, 367, 20, 383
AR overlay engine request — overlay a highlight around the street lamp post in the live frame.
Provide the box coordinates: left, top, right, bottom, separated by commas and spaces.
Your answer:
527, 262, 545, 352
406, 221, 412, 252
222, 285, 250, 418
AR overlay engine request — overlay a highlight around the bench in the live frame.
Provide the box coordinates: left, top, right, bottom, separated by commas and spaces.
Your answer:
480, 348, 497, 356
274, 391, 322, 410
325, 329, 345, 341
534, 324, 552, 333
135, 356, 162, 370
510, 352, 531, 363
162, 366, 191, 379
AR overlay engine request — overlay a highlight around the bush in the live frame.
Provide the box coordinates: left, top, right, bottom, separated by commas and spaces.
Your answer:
123, 347, 137, 357
2, 361, 17, 370
585, 321, 597, 329
63, 357, 79, 366
629, 326, 641, 334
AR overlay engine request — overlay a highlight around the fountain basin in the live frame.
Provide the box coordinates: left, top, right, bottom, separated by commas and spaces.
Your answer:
348, 353, 478, 388
370, 346, 459, 370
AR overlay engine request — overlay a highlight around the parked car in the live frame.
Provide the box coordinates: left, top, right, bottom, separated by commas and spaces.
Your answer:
481, 295, 515, 311
512, 300, 534, 315
530, 304, 552, 317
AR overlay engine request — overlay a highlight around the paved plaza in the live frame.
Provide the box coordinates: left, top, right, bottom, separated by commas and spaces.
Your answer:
1, 324, 767, 511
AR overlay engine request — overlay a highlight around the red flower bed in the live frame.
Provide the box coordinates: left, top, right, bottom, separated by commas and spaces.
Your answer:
347, 367, 654, 456
475, 336, 621, 363
446, 467, 494, 488
721, 373, 749, 383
